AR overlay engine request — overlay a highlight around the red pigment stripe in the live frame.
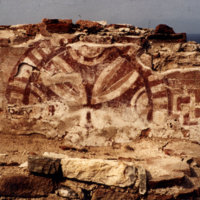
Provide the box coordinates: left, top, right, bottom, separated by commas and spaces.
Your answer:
56, 54, 73, 73
152, 90, 167, 98
22, 76, 32, 105
34, 83, 60, 101
11, 77, 29, 83
38, 47, 67, 70
36, 48, 50, 59
135, 90, 146, 108
149, 79, 164, 87
159, 104, 168, 109
30, 90, 42, 103
27, 52, 41, 66
177, 96, 190, 111
6, 85, 25, 94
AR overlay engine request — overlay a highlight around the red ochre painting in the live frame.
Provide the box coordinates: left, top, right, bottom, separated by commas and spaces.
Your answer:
1, 39, 200, 146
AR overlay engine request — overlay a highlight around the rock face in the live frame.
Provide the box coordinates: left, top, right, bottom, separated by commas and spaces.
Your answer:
61, 158, 136, 187
0, 176, 54, 197
1, 19, 200, 148
147, 24, 186, 43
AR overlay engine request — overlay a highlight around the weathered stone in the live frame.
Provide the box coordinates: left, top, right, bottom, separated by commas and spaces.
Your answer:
154, 24, 175, 34
13, 36, 29, 45
150, 47, 200, 71
105, 24, 135, 29
19, 161, 28, 168
147, 194, 174, 200
0, 175, 54, 197
61, 179, 97, 199
138, 166, 146, 195
139, 53, 152, 68
97, 21, 107, 26
162, 141, 200, 163
56, 187, 78, 199
80, 35, 113, 44
76, 19, 102, 33
148, 172, 185, 189
26, 24, 39, 36
114, 35, 143, 44
91, 187, 139, 200
181, 41, 200, 52
43, 152, 68, 159
28, 155, 61, 175
175, 188, 199, 199
61, 158, 136, 187
147, 24, 186, 43
59, 145, 88, 152
147, 33, 187, 43
0, 38, 9, 47
42, 18, 73, 33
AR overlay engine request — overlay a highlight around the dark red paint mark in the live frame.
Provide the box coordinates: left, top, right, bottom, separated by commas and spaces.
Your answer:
49, 105, 55, 116
183, 113, 197, 126
195, 108, 200, 118
177, 97, 190, 111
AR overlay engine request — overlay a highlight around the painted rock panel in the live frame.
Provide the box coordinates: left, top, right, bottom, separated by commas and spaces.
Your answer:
1, 37, 200, 146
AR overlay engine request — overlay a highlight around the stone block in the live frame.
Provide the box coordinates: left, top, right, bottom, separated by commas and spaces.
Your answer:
28, 155, 61, 175
147, 33, 187, 43
56, 187, 78, 199
138, 166, 146, 195
154, 24, 175, 34
148, 172, 185, 189
76, 19, 102, 33
61, 158, 136, 187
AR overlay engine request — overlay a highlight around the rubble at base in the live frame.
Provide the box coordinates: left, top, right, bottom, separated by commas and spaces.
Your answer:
0, 136, 200, 199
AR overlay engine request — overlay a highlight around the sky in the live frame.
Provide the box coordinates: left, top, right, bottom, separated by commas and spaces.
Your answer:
0, 0, 199, 34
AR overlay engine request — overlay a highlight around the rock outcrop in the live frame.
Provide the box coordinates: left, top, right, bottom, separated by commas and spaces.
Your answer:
147, 24, 186, 43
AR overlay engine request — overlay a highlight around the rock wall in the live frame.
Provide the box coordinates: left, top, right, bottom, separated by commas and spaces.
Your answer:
1, 20, 200, 146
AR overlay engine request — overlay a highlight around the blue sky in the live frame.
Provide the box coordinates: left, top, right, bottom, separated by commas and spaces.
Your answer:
0, 0, 199, 34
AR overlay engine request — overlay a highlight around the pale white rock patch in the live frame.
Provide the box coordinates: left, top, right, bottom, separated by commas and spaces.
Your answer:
19, 161, 28, 168
56, 187, 77, 198
43, 152, 69, 159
